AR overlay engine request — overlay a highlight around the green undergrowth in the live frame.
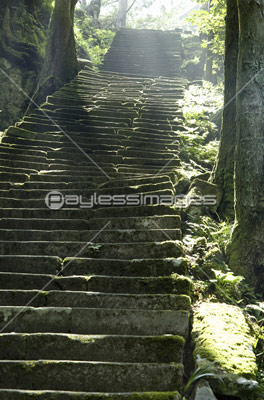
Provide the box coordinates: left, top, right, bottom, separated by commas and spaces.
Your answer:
178, 79, 264, 399
74, 10, 115, 68
178, 81, 223, 174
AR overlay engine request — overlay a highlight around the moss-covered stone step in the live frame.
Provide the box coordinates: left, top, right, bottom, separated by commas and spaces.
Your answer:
100, 175, 173, 189
0, 390, 183, 400
17, 180, 99, 190
0, 255, 61, 274
0, 188, 175, 207
117, 129, 179, 142
0, 215, 181, 231
0, 360, 183, 392
0, 184, 174, 200
0, 204, 180, 219
0, 151, 48, 164
2, 137, 124, 153
0, 306, 189, 336
14, 121, 118, 136
0, 290, 191, 310
139, 111, 183, 120
0, 255, 186, 277
27, 173, 110, 183
0, 240, 184, 259
0, 172, 29, 183
0, 272, 191, 294
0, 228, 182, 242
0, 158, 49, 171
0, 165, 38, 175
121, 140, 179, 151
132, 121, 180, 131
0, 333, 185, 363
0, 144, 48, 158
44, 151, 123, 164
61, 257, 187, 277
122, 157, 180, 167
118, 150, 179, 160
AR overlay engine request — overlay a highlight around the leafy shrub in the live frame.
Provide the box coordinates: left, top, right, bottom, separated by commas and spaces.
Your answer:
75, 11, 114, 67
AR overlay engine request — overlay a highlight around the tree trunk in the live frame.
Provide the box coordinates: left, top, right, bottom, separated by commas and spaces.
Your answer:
27, 0, 79, 111
117, 0, 127, 29
212, 0, 239, 219
229, 0, 264, 289
41, 0, 79, 85
86, 0, 101, 25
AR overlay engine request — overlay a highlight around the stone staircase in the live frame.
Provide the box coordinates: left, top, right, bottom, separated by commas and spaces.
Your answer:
101, 28, 183, 77
0, 29, 191, 399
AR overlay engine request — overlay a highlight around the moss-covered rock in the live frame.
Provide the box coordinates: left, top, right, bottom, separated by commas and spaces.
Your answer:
185, 179, 222, 221
192, 302, 258, 398
0, 0, 53, 130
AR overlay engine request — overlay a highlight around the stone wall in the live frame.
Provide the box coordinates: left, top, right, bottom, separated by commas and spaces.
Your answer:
0, 0, 52, 131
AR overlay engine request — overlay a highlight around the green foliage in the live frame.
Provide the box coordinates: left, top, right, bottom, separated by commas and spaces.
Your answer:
75, 10, 114, 67
189, 216, 232, 254
184, 361, 222, 393
187, 0, 226, 73
178, 82, 223, 169
210, 269, 244, 302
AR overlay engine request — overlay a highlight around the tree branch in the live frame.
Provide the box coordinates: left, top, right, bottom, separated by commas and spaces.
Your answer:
127, 0, 136, 14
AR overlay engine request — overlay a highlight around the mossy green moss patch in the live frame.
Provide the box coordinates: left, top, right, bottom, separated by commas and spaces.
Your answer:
192, 302, 258, 397
193, 302, 257, 378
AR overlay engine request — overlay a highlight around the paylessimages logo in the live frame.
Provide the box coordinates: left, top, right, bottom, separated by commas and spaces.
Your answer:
45, 190, 217, 210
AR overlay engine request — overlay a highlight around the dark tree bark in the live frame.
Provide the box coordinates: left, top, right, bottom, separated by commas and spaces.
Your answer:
27, 0, 79, 110
40, 0, 79, 86
86, 0, 101, 21
229, 0, 264, 289
212, 0, 239, 218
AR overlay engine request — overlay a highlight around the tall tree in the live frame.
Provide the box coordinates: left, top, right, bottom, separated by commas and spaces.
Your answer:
117, 0, 127, 28
86, 0, 101, 22
29, 0, 79, 109
41, 0, 79, 88
229, 0, 264, 288
212, 0, 239, 218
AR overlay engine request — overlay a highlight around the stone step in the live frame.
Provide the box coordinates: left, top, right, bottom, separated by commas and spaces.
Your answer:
0, 360, 183, 392
0, 272, 191, 294
117, 128, 179, 141
0, 255, 186, 277
0, 215, 181, 231
0, 158, 49, 170
0, 256, 61, 274
0, 333, 185, 362
0, 390, 183, 400
0, 240, 184, 259
2, 137, 124, 153
0, 228, 182, 242
0, 204, 180, 218
0, 188, 174, 207
0, 306, 190, 337
0, 290, 191, 310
